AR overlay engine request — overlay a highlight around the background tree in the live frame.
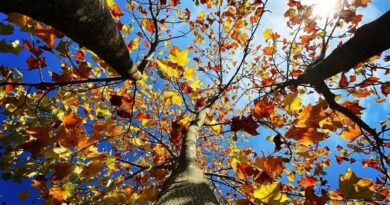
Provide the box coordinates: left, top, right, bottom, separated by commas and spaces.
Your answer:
0, 0, 389, 204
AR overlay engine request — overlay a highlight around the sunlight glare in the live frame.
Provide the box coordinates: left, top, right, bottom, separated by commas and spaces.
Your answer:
301, 0, 340, 18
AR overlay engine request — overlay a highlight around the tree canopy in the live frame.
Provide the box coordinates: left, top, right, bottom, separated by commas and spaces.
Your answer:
0, 0, 389, 204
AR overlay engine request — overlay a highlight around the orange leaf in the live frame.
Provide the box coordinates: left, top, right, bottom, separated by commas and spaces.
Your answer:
340, 123, 361, 141
285, 127, 329, 145
252, 97, 274, 119
342, 100, 365, 115
298, 176, 316, 187
255, 156, 284, 177
170, 0, 180, 7
63, 113, 82, 127
296, 102, 327, 128
136, 112, 150, 121
351, 88, 370, 98
111, 4, 124, 20
35, 23, 58, 48
263, 46, 274, 55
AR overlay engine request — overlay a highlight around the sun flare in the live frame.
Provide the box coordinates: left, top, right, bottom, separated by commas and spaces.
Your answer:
301, 0, 340, 18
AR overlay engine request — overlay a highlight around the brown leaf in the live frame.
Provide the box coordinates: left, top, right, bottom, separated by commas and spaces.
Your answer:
304, 188, 329, 205
255, 156, 284, 177
231, 115, 259, 136
63, 112, 82, 127
285, 127, 329, 145
381, 83, 390, 96
50, 162, 75, 182
35, 23, 59, 48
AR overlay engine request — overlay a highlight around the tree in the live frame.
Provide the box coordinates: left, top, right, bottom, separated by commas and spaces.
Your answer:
0, 0, 389, 204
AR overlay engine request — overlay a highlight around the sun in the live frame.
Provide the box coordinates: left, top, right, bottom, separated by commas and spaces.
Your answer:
301, 0, 341, 18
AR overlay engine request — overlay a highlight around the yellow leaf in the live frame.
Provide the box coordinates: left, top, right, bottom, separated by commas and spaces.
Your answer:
164, 91, 182, 106
169, 46, 190, 66
263, 28, 273, 40
184, 66, 195, 80
284, 92, 302, 111
329, 190, 343, 200
49, 187, 65, 202
106, 0, 115, 7
141, 118, 154, 127
179, 115, 191, 126
131, 138, 143, 147
210, 120, 222, 135
156, 59, 182, 79
253, 182, 289, 204
340, 123, 361, 141
127, 37, 140, 52
190, 79, 202, 90
339, 168, 374, 199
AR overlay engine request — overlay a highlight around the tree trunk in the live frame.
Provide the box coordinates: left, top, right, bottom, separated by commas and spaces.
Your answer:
298, 10, 390, 84
0, 0, 142, 80
156, 109, 219, 205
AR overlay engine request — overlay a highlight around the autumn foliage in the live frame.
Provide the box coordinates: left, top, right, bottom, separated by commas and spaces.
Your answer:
0, 0, 389, 204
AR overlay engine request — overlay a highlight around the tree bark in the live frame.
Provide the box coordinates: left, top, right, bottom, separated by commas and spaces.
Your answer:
156, 109, 219, 205
298, 10, 390, 84
0, 0, 142, 80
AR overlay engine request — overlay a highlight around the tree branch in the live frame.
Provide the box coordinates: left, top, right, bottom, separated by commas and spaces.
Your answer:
0, 0, 142, 80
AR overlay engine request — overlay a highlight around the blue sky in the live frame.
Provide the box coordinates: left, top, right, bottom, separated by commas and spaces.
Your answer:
0, 0, 389, 204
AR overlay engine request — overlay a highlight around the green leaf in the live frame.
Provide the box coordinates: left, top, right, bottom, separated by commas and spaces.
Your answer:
0, 39, 22, 54
0, 23, 14, 35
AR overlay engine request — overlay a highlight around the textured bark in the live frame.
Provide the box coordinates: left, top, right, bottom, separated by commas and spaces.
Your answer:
298, 10, 390, 84
156, 109, 219, 205
0, 0, 142, 80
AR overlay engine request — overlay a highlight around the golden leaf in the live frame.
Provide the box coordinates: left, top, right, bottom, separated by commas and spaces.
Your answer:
253, 182, 289, 204
339, 168, 374, 199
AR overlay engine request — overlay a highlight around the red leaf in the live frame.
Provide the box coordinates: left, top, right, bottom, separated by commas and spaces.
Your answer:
252, 97, 274, 119
339, 73, 348, 88
27, 56, 47, 70
23, 40, 43, 56
231, 115, 259, 136
170, 121, 185, 150
51, 72, 68, 83
74, 50, 85, 62
358, 76, 379, 88
342, 100, 365, 115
